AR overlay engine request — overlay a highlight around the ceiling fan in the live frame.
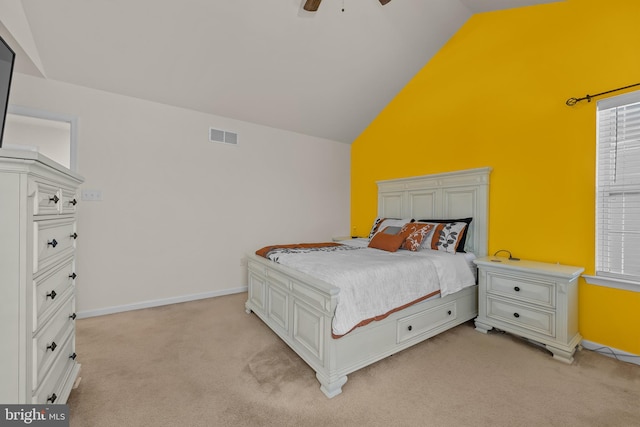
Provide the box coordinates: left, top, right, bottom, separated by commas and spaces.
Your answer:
304, 0, 391, 12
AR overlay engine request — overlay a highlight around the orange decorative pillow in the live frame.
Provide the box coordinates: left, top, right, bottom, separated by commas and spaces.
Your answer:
399, 223, 435, 251
368, 227, 405, 252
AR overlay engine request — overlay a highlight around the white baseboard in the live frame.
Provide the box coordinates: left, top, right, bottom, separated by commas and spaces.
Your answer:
76, 286, 248, 319
581, 339, 640, 366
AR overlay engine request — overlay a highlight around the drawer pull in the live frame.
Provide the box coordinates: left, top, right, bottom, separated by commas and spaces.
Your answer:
69, 313, 77, 320
70, 232, 78, 239
407, 325, 413, 331
69, 352, 77, 360
69, 272, 77, 280
47, 341, 58, 352
514, 286, 520, 292
47, 239, 58, 248
49, 195, 59, 204
46, 290, 57, 300
447, 310, 452, 315
70, 198, 78, 206
513, 313, 520, 318
47, 393, 57, 403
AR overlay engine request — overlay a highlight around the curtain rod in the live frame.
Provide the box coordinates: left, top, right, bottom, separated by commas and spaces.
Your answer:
565, 82, 640, 106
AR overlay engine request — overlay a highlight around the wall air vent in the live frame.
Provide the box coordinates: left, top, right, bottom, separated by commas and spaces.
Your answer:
209, 127, 238, 145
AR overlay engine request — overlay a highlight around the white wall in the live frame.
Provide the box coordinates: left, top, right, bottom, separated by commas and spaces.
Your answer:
9, 73, 351, 316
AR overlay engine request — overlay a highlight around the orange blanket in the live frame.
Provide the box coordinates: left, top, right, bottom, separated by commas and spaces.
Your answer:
255, 242, 343, 258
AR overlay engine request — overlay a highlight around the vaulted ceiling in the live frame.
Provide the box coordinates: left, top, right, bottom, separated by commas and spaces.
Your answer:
0, 0, 560, 143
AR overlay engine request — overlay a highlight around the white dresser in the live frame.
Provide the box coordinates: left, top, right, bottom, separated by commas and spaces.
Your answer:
0, 149, 84, 404
474, 256, 584, 364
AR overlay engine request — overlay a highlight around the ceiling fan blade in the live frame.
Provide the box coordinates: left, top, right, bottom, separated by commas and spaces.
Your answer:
303, 0, 322, 11
379, 0, 392, 4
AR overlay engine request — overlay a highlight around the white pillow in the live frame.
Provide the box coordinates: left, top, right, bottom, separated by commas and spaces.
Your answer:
368, 218, 412, 240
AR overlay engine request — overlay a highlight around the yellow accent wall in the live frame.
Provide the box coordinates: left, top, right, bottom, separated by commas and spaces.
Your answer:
351, 0, 640, 355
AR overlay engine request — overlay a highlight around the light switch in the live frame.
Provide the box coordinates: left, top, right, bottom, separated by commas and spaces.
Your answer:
81, 189, 102, 201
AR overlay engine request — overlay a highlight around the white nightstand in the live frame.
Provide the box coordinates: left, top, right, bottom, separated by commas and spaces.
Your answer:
474, 256, 584, 364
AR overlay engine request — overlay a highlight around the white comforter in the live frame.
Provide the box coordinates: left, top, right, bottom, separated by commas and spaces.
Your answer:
265, 238, 476, 336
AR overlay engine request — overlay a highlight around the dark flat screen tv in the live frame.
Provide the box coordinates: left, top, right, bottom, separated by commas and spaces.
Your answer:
0, 34, 16, 148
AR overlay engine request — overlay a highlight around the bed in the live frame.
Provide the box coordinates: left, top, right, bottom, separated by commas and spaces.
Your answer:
245, 167, 491, 398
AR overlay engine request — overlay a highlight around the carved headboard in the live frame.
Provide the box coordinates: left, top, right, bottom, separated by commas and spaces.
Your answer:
376, 167, 491, 257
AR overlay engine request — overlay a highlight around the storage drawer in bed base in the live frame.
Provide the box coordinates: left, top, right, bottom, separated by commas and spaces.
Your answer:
397, 300, 458, 344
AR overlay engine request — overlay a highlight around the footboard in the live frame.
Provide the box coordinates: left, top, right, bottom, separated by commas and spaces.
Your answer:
245, 253, 339, 390
245, 252, 478, 398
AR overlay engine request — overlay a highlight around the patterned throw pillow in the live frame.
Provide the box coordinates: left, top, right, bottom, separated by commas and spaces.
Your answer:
399, 223, 435, 251
367, 217, 386, 239
415, 222, 438, 249
418, 217, 473, 253
431, 222, 468, 253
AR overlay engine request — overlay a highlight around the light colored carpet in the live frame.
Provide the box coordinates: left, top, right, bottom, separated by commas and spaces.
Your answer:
68, 293, 640, 427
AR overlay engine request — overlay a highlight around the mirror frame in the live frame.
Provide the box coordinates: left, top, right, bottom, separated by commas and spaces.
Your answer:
7, 104, 78, 171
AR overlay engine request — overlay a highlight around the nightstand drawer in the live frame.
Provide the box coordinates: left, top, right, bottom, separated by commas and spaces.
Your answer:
486, 271, 555, 308
486, 296, 555, 337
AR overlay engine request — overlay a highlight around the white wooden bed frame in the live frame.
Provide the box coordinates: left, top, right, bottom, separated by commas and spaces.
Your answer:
245, 167, 491, 398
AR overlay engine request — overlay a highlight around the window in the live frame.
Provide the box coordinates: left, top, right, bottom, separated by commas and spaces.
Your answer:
585, 91, 640, 291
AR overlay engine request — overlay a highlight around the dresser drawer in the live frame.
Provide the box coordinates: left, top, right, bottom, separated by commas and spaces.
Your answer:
486, 296, 555, 337
32, 180, 61, 216
486, 271, 555, 308
32, 335, 77, 404
397, 301, 457, 343
33, 218, 77, 274
59, 186, 79, 215
33, 258, 76, 332
32, 297, 76, 390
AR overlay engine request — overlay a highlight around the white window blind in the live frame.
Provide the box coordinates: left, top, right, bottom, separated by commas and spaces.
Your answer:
596, 91, 640, 283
